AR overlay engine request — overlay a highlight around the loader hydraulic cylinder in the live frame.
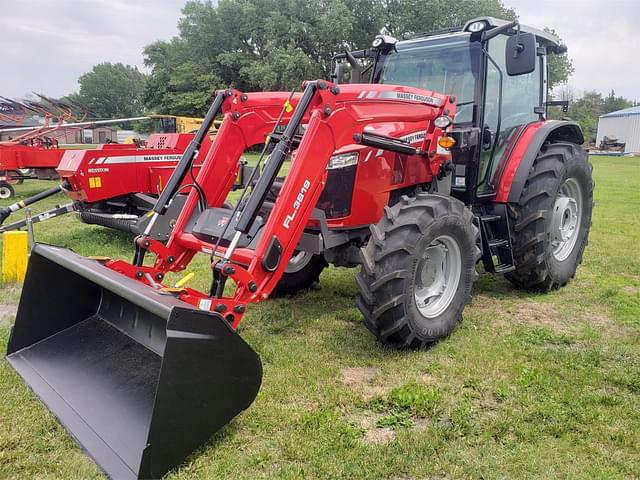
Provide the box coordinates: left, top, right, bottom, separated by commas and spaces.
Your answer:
152, 91, 227, 216
235, 83, 317, 234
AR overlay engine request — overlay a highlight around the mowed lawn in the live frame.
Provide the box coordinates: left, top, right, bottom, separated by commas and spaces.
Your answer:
0, 156, 638, 479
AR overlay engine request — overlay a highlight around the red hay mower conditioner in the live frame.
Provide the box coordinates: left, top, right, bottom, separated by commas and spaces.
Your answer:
6, 18, 593, 479
0, 133, 229, 238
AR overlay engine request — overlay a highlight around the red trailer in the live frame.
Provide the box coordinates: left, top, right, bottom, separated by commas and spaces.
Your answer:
0, 142, 65, 182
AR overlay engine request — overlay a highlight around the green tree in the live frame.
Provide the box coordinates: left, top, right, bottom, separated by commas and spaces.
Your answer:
603, 89, 634, 114
142, 0, 519, 114
74, 63, 147, 118
544, 28, 574, 89
568, 90, 604, 142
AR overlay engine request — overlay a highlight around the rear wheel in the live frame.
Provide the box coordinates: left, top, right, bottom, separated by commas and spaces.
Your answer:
356, 193, 481, 349
0, 182, 15, 199
270, 251, 327, 297
506, 142, 593, 291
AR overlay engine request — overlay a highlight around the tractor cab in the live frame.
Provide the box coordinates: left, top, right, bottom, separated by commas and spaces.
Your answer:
333, 17, 568, 204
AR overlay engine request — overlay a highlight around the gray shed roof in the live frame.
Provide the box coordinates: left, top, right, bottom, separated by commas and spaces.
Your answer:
600, 106, 640, 118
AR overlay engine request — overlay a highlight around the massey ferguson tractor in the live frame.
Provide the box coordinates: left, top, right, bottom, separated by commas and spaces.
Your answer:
6, 18, 592, 479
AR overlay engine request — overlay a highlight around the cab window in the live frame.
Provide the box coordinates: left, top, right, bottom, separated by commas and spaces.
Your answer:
479, 34, 542, 193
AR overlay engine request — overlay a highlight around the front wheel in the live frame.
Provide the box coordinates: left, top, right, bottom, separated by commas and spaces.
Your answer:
270, 251, 327, 297
506, 142, 593, 291
356, 193, 481, 349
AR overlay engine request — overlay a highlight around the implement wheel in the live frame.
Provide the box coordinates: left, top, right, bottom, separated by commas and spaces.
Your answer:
356, 193, 480, 349
506, 142, 593, 291
0, 182, 15, 199
7, 170, 23, 185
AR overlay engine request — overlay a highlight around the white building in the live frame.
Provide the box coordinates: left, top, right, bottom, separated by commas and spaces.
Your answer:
596, 106, 640, 154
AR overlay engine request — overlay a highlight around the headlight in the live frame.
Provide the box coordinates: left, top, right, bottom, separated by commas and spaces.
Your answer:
434, 115, 452, 129
327, 152, 358, 170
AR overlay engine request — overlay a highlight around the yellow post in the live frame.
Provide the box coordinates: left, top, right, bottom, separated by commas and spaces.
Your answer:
2, 231, 28, 283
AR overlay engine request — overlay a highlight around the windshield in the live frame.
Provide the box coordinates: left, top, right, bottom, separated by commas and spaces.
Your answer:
155, 117, 177, 133
376, 35, 480, 123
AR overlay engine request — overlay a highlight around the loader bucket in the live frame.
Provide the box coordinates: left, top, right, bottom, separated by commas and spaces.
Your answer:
6, 244, 262, 480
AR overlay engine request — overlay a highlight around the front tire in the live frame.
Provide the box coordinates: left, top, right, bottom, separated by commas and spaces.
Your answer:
506, 142, 593, 291
270, 251, 327, 297
356, 193, 481, 349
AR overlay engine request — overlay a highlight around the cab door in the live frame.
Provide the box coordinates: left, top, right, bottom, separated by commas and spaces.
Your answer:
478, 33, 544, 195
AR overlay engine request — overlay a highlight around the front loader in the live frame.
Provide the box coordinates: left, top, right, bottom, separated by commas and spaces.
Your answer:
7, 17, 593, 479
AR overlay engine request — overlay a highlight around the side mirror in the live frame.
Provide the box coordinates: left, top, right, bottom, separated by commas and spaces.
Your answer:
506, 32, 536, 76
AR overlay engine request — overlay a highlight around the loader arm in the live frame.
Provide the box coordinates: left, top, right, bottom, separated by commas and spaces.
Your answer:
111, 81, 455, 328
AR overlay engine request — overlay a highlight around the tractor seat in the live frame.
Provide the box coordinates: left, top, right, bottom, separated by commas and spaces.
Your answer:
191, 207, 264, 249
191, 176, 286, 248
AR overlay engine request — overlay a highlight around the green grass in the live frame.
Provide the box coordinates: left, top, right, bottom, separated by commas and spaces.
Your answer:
0, 156, 638, 479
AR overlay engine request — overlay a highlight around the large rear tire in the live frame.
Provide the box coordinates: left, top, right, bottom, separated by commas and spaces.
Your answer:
356, 193, 481, 349
505, 142, 593, 291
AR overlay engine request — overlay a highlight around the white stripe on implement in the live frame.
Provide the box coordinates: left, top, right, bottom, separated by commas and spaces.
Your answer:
101, 154, 182, 164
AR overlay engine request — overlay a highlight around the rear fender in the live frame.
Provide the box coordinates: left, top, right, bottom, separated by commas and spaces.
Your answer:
494, 120, 583, 203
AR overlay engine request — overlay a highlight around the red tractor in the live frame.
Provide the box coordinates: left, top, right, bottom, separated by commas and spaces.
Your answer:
7, 18, 592, 479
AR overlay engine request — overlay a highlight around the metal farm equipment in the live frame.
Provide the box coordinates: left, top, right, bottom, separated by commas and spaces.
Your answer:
7, 18, 593, 479
0, 95, 211, 196
0, 131, 252, 237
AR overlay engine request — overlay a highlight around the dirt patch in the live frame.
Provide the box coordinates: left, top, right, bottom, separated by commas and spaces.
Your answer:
340, 367, 381, 387
0, 304, 17, 326
506, 301, 630, 338
510, 301, 563, 329
622, 285, 640, 295
389, 477, 448, 480
412, 417, 431, 432
363, 426, 395, 445
340, 367, 390, 401
345, 409, 396, 445
470, 294, 500, 309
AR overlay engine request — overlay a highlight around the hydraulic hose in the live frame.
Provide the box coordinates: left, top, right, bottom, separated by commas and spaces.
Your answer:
0, 182, 68, 225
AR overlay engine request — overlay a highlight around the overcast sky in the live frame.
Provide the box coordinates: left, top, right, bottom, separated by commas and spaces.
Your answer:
1, 0, 637, 101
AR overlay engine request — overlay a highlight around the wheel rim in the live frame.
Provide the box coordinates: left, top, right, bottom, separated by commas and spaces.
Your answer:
0, 186, 12, 199
551, 178, 582, 262
285, 251, 313, 273
414, 235, 462, 318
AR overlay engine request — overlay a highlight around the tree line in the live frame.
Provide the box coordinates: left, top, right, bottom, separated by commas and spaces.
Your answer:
552, 87, 637, 142
66, 0, 627, 140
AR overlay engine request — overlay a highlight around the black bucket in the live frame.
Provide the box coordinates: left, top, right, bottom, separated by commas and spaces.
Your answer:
6, 244, 262, 479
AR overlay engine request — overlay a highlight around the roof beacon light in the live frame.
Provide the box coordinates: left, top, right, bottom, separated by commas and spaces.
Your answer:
371, 34, 398, 51
467, 21, 487, 33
